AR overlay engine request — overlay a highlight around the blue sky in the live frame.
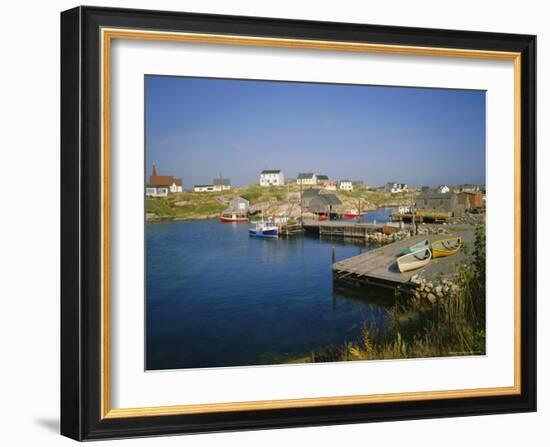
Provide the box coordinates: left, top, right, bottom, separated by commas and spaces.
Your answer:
145, 75, 485, 188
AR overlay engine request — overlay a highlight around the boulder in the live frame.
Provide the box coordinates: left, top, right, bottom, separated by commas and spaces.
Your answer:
427, 293, 437, 304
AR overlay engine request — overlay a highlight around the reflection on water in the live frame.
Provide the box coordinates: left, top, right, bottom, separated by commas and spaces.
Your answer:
146, 209, 395, 370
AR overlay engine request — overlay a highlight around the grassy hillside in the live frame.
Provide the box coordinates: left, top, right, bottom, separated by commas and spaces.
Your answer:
146, 185, 417, 221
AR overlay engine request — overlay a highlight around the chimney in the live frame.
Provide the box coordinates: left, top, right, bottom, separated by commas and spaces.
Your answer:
152, 165, 157, 177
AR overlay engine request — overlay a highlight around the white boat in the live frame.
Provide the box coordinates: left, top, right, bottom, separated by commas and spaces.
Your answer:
396, 248, 432, 273
249, 221, 278, 238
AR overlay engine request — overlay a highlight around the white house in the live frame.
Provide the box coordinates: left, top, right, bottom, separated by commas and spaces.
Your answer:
213, 178, 231, 191
145, 186, 169, 197
296, 173, 317, 185
260, 170, 285, 187
194, 184, 216, 192
385, 182, 408, 194
338, 180, 353, 191
437, 185, 451, 194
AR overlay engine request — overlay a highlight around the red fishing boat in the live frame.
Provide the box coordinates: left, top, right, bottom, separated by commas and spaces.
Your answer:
219, 213, 249, 223
342, 210, 366, 219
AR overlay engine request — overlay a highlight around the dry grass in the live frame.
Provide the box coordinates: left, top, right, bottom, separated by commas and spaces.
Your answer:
309, 225, 486, 363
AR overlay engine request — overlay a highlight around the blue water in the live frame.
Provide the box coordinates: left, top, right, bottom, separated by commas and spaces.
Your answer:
146, 208, 394, 370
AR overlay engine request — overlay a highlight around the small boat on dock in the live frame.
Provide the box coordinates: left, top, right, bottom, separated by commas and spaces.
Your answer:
398, 239, 430, 256
249, 221, 279, 238
431, 237, 462, 258
396, 248, 432, 273
219, 212, 248, 223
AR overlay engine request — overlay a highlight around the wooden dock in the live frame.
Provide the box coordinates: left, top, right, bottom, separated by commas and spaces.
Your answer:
332, 231, 472, 289
303, 220, 403, 239
278, 223, 304, 236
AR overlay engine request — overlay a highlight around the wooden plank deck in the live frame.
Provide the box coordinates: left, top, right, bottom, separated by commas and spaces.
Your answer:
303, 220, 403, 238
332, 230, 473, 287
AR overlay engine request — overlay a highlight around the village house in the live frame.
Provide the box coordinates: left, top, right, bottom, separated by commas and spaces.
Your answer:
320, 180, 337, 190
213, 178, 231, 191
193, 184, 216, 192
316, 175, 336, 190
416, 192, 458, 213
316, 174, 329, 184
259, 169, 285, 187
145, 185, 170, 197
307, 194, 343, 215
437, 185, 451, 194
296, 173, 317, 186
338, 180, 353, 191
194, 177, 232, 192
385, 182, 408, 193
146, 165, 183, 197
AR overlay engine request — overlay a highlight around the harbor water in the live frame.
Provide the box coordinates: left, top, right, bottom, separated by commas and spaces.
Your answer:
146, 209, 394, 370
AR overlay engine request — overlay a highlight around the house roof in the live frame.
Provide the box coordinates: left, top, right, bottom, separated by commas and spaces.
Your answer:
194, 184, 214, 188
308, 194, 343, 211
302, 189, 321, 198
150, 175, 180, 186
261, 169, 281, 174
319, 194, 343, 205
457, 191, 481, 196
297, 173, 315, 179
231, 196, 249, 203
339, 179, 352, 183
316, 175, 329, 180
213, 178, 231, 186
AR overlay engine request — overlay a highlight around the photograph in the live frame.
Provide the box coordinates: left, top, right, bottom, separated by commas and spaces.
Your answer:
144, 75, 487, 370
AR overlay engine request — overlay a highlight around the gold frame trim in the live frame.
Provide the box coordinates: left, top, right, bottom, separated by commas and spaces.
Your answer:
100, 28, 522, 419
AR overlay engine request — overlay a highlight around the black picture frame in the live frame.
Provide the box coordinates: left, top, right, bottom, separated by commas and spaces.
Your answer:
61, 5, 536, 441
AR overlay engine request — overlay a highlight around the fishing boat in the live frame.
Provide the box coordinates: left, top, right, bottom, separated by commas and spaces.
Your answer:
248, 221, 279, 238
398, 239, 430, 256
219, 212, 248, 223
342, 210, 366, 219
318, 214, 328, 221
397, 248, 432, 273
431, 237, 462, 258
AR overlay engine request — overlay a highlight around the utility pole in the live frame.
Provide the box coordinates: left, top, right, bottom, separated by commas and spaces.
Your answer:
300, 178, 303, 224
412, 203, 417, 235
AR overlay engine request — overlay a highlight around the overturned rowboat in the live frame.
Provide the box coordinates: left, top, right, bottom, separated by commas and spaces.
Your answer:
432, 237, 462, 258
396, 248, 432, 273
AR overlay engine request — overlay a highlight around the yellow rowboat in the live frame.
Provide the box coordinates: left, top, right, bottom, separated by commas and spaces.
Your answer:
431, 237, 463, 258
397, 248, 432, 273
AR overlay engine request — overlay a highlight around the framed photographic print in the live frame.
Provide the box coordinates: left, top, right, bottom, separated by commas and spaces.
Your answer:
60, 6, 536, 441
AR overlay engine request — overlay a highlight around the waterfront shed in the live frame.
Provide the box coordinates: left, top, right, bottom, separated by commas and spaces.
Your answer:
457, 191, 483, 210
229, 196, 250, 212
301, 188, 321, 207
415, 192, 458, 213
308, 194, 343, 214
